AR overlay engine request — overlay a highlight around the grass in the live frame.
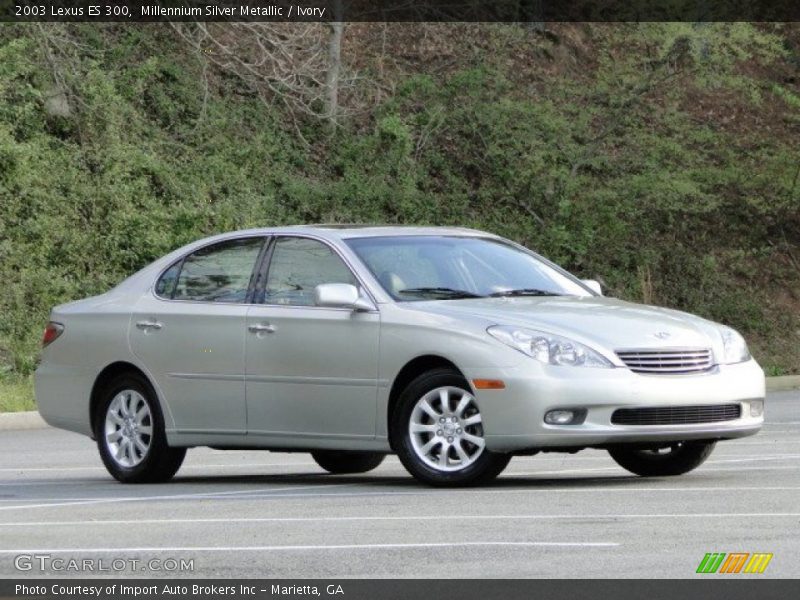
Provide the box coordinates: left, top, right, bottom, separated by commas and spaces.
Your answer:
763, 364, 789, 377
0, 375, 36, 413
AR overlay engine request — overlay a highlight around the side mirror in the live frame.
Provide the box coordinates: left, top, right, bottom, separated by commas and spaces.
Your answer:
314, 283, 375, 311
582, 279, 603, 296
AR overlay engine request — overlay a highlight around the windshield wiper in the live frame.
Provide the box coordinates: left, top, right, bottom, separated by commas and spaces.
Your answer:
489, 288, 565, 297
398, 287, 485, 299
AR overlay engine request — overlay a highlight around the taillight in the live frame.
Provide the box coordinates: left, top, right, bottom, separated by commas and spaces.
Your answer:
42, 322, 64, 348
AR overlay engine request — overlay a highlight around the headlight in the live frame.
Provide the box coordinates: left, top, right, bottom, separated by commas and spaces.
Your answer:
720, 326, 750, 364
488, 325, 612, 368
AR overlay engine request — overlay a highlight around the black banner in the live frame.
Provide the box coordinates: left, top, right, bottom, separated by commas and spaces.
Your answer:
2, 580, 800, 600
1, 0, 800, 23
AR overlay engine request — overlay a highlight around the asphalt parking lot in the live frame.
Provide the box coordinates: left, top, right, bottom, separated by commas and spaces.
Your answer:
0, 390, 797, 579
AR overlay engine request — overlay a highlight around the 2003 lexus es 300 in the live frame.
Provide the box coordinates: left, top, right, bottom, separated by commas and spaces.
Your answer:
35, 226, 765, 486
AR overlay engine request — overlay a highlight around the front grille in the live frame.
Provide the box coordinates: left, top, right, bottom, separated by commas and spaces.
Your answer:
616, 348, 713, 374
611, 404, 742, 426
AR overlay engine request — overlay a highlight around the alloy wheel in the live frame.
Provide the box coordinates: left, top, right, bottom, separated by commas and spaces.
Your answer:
104, 389, 153, 468
408, 386, 486, 472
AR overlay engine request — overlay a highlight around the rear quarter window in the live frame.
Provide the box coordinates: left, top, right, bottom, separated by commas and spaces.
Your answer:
154, 261, 181, 298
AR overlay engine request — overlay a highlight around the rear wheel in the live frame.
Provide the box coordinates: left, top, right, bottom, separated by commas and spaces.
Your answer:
94, 373, 186, 483
311, 451, 385, 474
608, 441, 716, 477
392, 368, 511, 487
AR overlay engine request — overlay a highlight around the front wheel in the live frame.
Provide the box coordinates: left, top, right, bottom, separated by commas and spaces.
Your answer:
608, 441, 716, 477
392, 368, 511, 487
94, 373, 186, 483
311, 451, 385, 474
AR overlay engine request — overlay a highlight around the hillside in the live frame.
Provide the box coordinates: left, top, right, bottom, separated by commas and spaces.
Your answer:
1, 22, 799, 388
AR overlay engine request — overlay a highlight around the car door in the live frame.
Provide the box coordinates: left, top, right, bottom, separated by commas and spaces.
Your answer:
130, 236, 267, 435
245, 236, 380, 439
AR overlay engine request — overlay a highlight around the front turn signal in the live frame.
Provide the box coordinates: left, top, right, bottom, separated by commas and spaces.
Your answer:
472, 379, 506, 390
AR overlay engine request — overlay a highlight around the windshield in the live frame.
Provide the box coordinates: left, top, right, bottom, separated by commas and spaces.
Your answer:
346, 236, 592, 301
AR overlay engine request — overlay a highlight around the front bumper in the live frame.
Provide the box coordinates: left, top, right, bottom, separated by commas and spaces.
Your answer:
464, 359, 765, 452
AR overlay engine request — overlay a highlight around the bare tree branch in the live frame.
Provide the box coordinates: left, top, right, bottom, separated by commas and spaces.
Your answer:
170, 13, 352, 126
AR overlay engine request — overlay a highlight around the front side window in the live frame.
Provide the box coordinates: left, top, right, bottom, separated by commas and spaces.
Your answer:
170, 237, 264, 302
263, 237, 357, 306
346, 236, 591, 301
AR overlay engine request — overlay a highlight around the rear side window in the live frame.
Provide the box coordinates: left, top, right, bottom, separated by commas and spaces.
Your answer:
167, 238, 264, 303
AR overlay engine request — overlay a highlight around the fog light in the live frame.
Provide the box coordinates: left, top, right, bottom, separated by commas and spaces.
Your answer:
750, 400, 764, 418
544, 409, 585, 425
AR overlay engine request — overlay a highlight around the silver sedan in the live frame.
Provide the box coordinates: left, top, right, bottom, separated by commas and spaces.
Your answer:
35, 226, 765, 486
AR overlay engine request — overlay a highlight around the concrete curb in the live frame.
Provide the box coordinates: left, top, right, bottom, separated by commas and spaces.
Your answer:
0, 376, 798, 432
0, 410, 47, 431
765, 375, 800, 392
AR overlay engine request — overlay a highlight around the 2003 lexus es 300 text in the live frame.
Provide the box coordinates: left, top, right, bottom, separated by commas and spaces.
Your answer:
35, 226, 764, 486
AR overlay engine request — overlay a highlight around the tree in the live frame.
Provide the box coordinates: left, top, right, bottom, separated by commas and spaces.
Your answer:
170, 1, 348, 127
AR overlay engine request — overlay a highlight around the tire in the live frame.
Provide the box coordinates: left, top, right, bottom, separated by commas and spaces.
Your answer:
311, 451, 385, 474
391, 367, 511, 487
94, 372, 186, 483
608, 440, 716, 477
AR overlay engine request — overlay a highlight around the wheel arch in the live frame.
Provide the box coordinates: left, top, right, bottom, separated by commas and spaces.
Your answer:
387, 355, 468, 446
89, 361, 156, 437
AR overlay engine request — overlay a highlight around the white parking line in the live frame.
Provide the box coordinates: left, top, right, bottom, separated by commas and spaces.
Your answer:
0, 541, 619, 553
0, 481, 118, 487
2, 480, 800, 508
717, 439, 800, 445
1, 512, 798, 528
709, 453, 800, 462
471, 464, 800, 476
0, 482, 358, 512
218, 485, 800, 501
0, 462, 319, 473
0, 466, 326, 485
698, 465, 800, 472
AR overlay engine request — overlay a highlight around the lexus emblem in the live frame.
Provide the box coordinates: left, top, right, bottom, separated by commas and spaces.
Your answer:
654, 331, 671, 340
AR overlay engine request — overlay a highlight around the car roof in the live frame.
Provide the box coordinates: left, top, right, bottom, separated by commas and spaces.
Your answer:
110, 225, 504, 296
214, 224, 496, 241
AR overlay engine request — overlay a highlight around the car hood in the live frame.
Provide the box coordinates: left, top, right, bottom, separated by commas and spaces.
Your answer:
406, 296, 725, 359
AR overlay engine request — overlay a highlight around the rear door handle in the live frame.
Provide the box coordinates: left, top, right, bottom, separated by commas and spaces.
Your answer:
136, 320, 163, 331
248, 323, 276, 334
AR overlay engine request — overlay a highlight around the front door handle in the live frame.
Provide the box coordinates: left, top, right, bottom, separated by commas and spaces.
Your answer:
248, 323, 276, 334
136, 320, 163, 331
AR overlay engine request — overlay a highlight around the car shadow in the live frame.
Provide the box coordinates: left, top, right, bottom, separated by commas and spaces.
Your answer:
167, 470, 644, 490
